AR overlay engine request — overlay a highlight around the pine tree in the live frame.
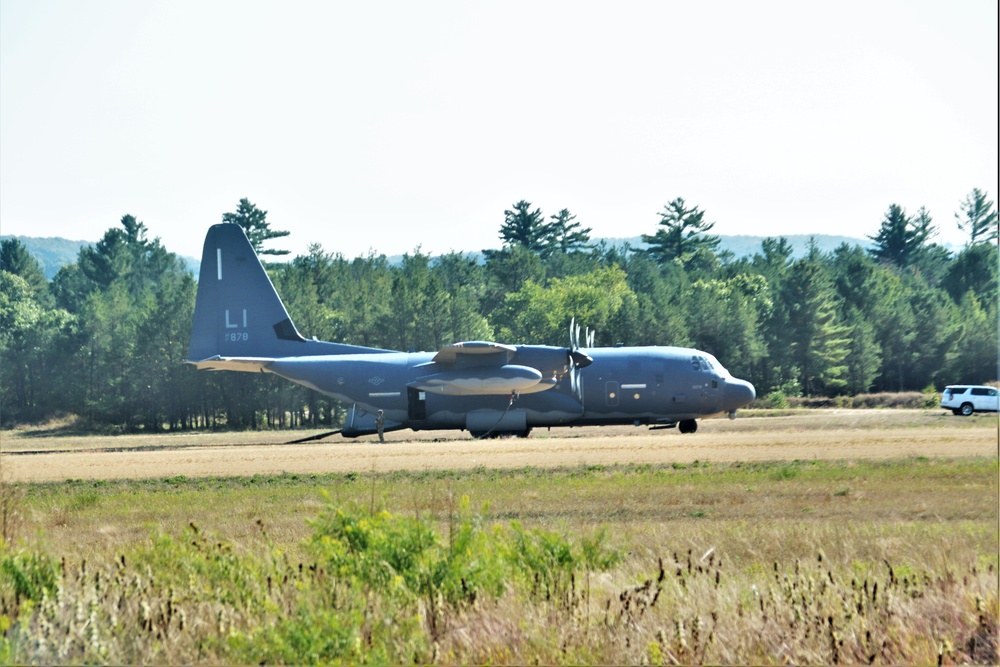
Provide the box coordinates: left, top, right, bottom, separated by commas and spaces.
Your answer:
867, 204, 933, 268
642, 198, 720, 268
955, 188, 999, 246
842, 308, 882, 395
497, 200, 555, 256
783, 258, 850, 395
222, 198, 291, 255
946, 292, 998, 384
548, 209, 592, 253
0, 238, 50, 305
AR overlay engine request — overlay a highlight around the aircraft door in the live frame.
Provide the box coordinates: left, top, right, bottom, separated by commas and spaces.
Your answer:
407, 387, 427, 421
605, 381, 619, 407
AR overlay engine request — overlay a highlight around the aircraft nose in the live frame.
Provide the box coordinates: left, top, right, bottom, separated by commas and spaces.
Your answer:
723, 378, 756, 412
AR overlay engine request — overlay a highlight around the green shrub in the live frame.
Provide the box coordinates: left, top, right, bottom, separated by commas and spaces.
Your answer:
759, 391, 789, 409
0, 543, 58, 606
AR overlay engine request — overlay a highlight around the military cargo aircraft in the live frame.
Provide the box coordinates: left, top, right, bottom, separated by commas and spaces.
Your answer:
187, 224, 756, 437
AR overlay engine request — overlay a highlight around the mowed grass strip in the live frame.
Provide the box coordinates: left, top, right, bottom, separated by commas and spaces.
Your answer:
12, 457, 997, 562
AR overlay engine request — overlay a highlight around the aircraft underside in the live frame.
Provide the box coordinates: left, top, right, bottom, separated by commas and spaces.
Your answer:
337, 384, 713, 438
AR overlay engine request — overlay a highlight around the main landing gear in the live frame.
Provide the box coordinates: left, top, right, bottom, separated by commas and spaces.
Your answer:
678, 419, 698, 434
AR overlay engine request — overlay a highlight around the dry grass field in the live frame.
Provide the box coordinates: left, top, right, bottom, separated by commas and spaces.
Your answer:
2, 409, 996, 483
1, 409, 997, 664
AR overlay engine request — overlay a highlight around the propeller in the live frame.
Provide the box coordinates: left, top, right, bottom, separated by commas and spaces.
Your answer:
567, 317, 593, 399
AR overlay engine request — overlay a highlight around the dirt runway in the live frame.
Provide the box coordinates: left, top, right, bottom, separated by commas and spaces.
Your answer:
3, 411, 997, 483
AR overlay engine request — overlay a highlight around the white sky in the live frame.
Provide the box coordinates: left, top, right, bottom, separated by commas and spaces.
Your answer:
1, 0, 997, 260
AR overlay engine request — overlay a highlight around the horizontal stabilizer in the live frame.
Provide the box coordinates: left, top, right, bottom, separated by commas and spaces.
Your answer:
186, 356, 275, 373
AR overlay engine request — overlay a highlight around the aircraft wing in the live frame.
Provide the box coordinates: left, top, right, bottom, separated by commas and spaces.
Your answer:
412, 341, 557, 396
186, 356, 275, 373
430, 341, 517, 365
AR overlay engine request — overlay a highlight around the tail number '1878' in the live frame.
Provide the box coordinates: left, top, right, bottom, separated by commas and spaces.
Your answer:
225, 309, 248, 341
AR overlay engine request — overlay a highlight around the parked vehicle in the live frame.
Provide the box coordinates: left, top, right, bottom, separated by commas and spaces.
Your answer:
940, 385, 999, 416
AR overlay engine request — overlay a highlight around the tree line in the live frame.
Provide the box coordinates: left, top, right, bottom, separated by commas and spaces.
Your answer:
1, 192, 996, 430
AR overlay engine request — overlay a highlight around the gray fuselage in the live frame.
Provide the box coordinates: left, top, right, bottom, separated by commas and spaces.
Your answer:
265, 345, 755, 435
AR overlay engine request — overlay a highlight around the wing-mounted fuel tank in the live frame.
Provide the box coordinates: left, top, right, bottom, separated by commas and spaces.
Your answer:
412, 364, 550, 396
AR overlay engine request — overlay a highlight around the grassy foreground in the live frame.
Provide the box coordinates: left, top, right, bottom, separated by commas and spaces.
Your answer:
2, 457, 998, 664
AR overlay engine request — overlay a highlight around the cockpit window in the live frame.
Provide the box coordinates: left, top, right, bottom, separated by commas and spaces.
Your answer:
691, 356, 714, 372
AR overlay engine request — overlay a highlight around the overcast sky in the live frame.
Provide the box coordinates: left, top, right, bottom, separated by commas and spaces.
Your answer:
1, 0, 997, 260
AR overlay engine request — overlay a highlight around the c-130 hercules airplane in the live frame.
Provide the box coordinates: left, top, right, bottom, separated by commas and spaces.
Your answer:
187, 224, 756, 438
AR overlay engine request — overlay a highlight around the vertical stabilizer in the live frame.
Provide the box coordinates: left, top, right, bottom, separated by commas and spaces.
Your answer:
186, 224, 387, 368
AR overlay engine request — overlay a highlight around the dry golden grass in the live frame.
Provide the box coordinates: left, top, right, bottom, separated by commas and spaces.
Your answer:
2, 409, 996, 483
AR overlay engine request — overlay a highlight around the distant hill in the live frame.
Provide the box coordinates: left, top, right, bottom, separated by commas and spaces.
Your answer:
721, 234, 872, 257
384, 234, 874, 265
0, 235, 92, 280
1, 235, 200, 280
5, 233, 872, 280
599, 234, 872, 258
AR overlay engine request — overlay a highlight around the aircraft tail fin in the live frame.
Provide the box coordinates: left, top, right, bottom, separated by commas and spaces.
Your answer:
187, 223, 386, 368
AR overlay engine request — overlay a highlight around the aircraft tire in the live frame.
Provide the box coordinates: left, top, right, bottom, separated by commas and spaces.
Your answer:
678, 419, 698, 434
470, 429, 532, 439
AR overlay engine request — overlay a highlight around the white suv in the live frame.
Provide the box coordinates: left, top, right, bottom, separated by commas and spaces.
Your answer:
941, 385, 999, 416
